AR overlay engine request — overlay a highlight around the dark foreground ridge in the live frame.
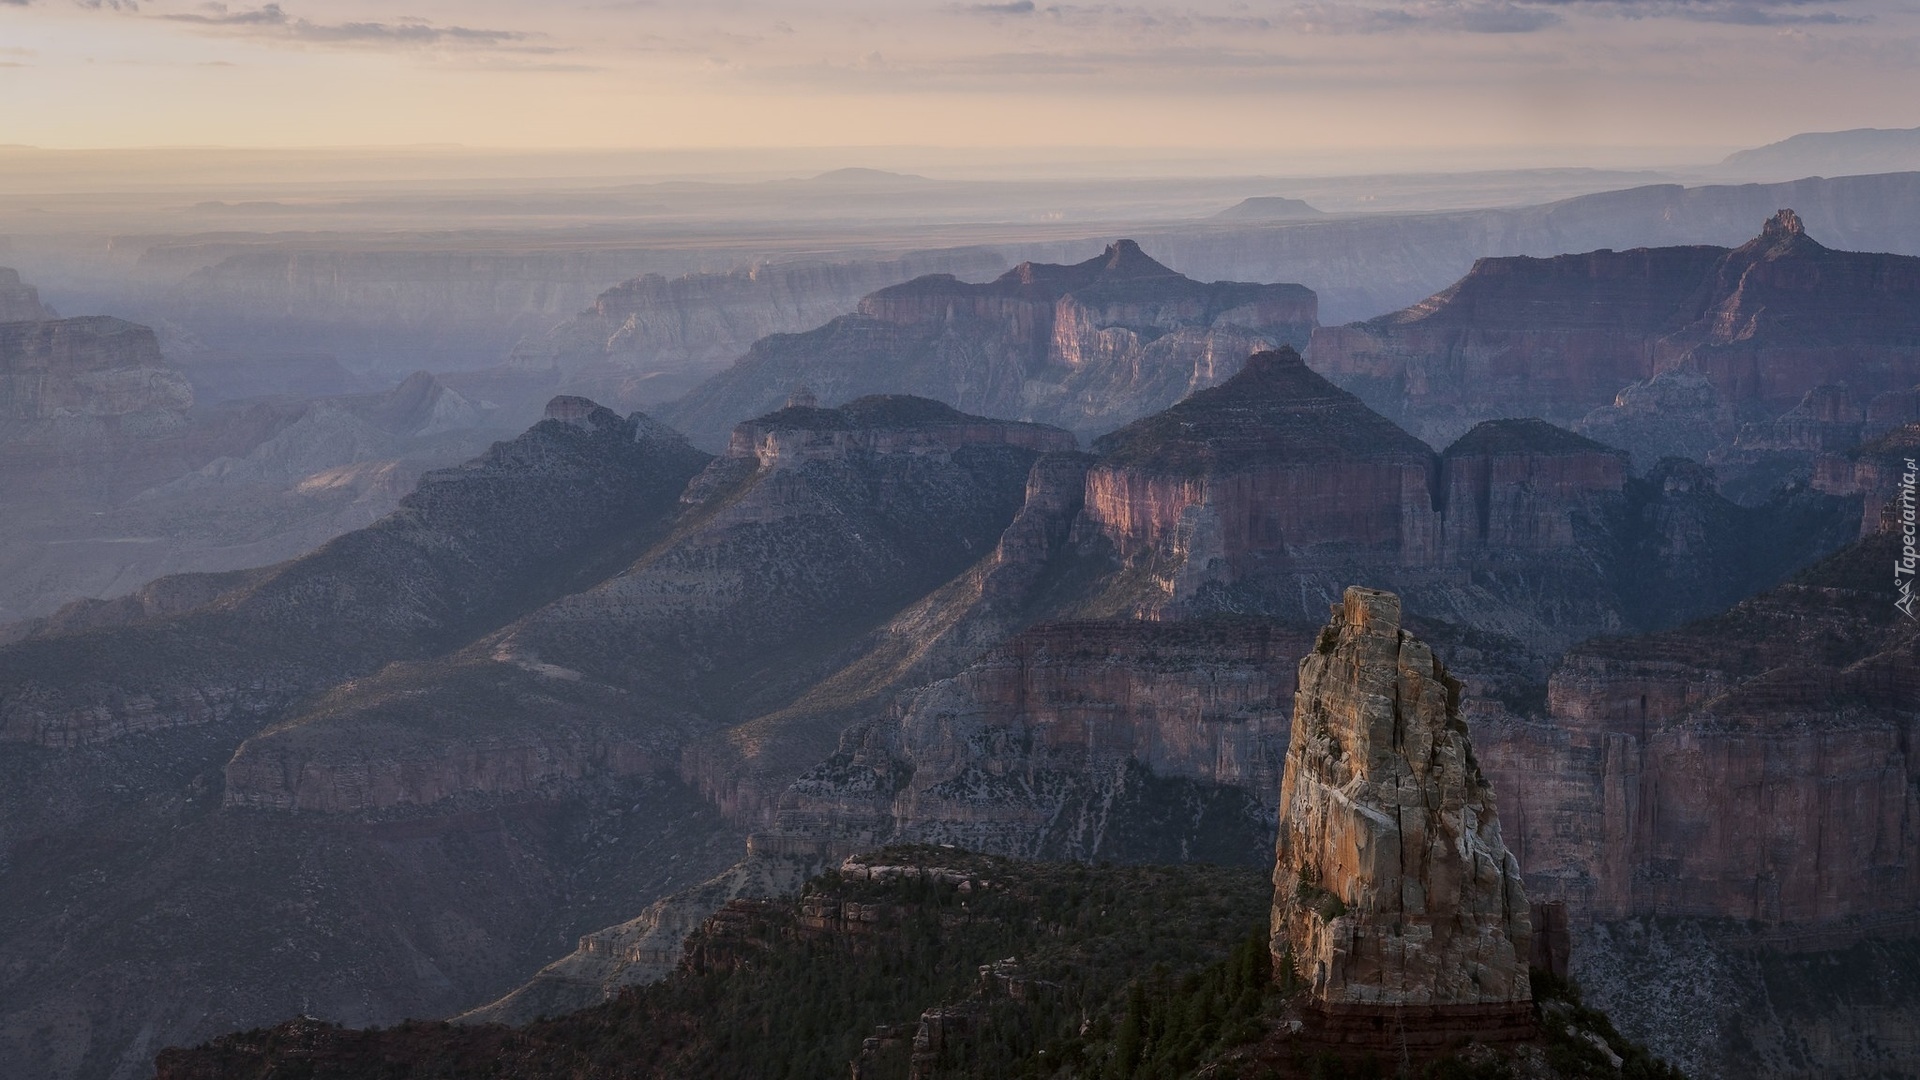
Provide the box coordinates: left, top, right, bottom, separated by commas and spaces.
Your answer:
154, 848, 1680, 1080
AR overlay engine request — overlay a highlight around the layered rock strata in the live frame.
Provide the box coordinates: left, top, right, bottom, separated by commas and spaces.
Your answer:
1812, 422, 1920, 535
1270, 587, 1534, 1044
531, 250, 1010, 410
775, 618, 1307, 865
1309, 211, 1920, 455
662, 240, 1316, 447
1477, 530, 1920, 928
0, 316, 192, 423
1075, 348, 1835, 645
218, 396, 1072, 816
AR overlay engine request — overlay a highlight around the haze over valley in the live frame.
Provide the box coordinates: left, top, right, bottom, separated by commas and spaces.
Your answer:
4, 3, 1920, 1077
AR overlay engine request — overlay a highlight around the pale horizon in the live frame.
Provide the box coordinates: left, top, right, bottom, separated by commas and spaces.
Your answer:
2, 0, 1916, 174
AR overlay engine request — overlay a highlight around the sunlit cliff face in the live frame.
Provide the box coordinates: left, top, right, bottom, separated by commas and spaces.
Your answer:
1, 0, 1917, 166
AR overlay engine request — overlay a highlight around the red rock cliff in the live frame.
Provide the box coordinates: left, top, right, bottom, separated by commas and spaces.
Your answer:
1477, 531, 1920, 929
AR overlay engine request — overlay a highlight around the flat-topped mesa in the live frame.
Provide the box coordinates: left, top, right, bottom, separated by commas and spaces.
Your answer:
0, 316, 193, 421
1436, 419, 1628, 554
1082, 347, 1436, 568
858, 239, 1316, 366
1272, 587, 1534, 1043
726, 394, 1076, 468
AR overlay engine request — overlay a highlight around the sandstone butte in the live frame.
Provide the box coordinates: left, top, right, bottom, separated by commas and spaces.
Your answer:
1271, 586, 1536, 1049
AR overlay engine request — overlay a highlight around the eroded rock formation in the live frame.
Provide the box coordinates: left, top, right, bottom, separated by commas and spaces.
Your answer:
1270, 587, 1533, 1037
661, 240, 1316, 447
1477, 529, 1920, 929
775, 618, 1306, 865
0, 316, 191, 423
529, 250, 1010, 411
1308, 211, 1920, 462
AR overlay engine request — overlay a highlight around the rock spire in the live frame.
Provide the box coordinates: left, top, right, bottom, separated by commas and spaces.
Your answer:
1271, 587, 1534, 1034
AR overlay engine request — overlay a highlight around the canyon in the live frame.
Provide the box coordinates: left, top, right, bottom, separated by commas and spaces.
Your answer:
2, 173, 1917, 1077
0, 275, 519, 625
479, 351, 1870, 1069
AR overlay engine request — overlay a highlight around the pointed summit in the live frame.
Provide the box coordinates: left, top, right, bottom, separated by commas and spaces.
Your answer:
1764, 207, 1805, 239
1736, 207, 1827, 259
1096, 238, 1178, 279
1091, 347, 1432, 471
1272, 587, 1535, 1038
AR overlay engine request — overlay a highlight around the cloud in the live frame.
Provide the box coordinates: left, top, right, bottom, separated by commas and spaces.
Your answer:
1486, 0, 1870, 26
1283, 2, 1563, 34
962, 1, 1037, 12
155, 3, 550, 50
1280, 0, 1866, 32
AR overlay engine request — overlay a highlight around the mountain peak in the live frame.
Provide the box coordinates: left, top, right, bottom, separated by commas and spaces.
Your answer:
1091, 347, 1432, 472
1098, 238, 1176, 279
1740, 207, 1826, 258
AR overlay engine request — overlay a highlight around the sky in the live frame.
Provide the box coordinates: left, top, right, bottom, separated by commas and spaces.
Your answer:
0, 0, 1916, 169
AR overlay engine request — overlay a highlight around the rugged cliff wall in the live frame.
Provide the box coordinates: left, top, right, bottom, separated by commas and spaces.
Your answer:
1307, 211, 1920, 456
1270, 587, 1533, 1039
533, 249, 1011, 410
1073, 348, 1745, 643
0, 316, 191, 422
1079, 348, 1436, 590
776, 618, 1305, 865
1813, 422, 1920, 535
1476, 530, 1919, 928
661, 240, 1317, 448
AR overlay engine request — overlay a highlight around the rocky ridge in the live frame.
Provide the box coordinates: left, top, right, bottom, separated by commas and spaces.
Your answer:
660, 240, 1316, 448
0, 396, 710, 747
524, 249, 1010, 413
214, 395, 1070, 817
0, 314, 516, 626
1307, 211, 1920, 469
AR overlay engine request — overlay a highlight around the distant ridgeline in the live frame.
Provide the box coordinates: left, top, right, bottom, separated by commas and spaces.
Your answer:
1308, 211, 1920, 497
660, 240, 1318, 448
